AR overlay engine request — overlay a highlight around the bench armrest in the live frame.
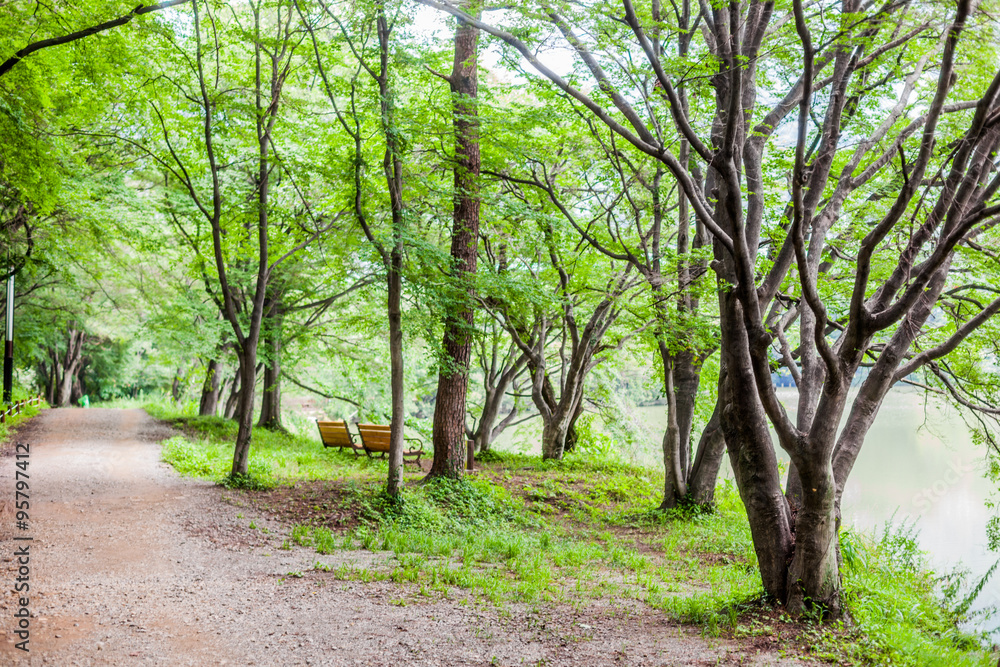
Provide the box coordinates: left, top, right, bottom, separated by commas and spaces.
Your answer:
403, 437, 424, 452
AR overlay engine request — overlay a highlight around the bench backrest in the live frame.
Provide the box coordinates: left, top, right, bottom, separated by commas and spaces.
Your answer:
357, 424, 392, 452
317, 420, 354, 448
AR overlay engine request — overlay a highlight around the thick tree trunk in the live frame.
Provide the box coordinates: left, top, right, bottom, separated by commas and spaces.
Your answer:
786, 461, 841, 615
199, 359, 221, 417
687, 406, 726, 505
541, 418, 569, 460
717, 292, 794, 604
55, 366, 73, 407
429, 2, 481, 479
55, 329, 85, 407
257, 304, 284, 430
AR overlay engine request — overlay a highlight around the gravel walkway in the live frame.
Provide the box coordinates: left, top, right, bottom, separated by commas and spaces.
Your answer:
0, 408, 803, 666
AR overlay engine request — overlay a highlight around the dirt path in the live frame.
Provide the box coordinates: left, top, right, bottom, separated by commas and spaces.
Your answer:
0, 409, 801, 666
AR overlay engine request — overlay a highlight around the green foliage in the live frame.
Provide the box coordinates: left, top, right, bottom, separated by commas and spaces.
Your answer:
838, 523, 997, 665
0, 399, 46, 445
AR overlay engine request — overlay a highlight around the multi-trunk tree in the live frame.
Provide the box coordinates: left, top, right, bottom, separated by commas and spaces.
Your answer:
421, 0, 1000, 616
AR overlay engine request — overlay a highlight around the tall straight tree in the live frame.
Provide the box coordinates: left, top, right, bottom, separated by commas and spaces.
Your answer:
297, 0, 412, 496
429, 1, 482, 478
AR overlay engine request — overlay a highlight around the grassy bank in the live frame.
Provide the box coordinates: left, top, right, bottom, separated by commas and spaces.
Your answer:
149, 403, 997, 665
0, 391, 47, 445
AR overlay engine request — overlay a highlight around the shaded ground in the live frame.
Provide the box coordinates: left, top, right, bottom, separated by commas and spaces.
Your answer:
0, 408, 803, 665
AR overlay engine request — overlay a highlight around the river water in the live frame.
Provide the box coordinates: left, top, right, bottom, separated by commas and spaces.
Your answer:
495, 387, 1000, 624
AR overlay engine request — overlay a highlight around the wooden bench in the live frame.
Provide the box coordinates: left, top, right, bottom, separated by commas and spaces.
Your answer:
315, 420, 364, 457
356, 423, 424, 467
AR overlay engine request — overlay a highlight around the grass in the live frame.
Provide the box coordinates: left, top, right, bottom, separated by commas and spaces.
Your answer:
150, 402, 999, 666
0, 390, 48, 445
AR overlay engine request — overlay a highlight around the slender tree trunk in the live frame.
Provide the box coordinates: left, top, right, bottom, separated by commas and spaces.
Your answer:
673, 350, 701, 477
469, 355, 526, 454
223, 369, 241, 420
228, 4, 281, 477
231, 345, 259, 476
368, 5, 408, 498
472, 387, 503, 453
429, 1, 481, 479
199, 359, 221, 417
257, 302, 284, 430
660, 356, 687, 508
387, 245, 405, 494
171, 368, 183, 403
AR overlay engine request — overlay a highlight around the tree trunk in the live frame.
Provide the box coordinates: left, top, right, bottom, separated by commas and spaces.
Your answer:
171, 368, 183, 403
55, 329, 85, 407
386, 244, 405, 495
472, 388, 503, 453
660, 356, 687, 508
223, 369, 240, 420
199, 359, 221, 417
785, 460, 841, 615
717, 291, 794, 604
38, 361, 52, 405
562, 397, 584, 454
658, 344, 721, 509
71, 376, 84, 406
429, 1, 481, 479
469, 352, 527, 454
687, 405, 726, 505
368, 5, 408, 498
230, 346, 259, 476
541, 418, 569, 460
673, 350, 702, 477
257, 303, 284, 430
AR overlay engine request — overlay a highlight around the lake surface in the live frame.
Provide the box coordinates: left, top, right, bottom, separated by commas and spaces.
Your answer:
495, 387, 1000, 626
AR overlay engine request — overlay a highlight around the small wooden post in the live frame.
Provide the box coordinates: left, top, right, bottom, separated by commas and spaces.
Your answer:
466, 439, 474, 471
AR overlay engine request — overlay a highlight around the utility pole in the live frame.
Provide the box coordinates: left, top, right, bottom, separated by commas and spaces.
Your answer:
4, 271, 12, 404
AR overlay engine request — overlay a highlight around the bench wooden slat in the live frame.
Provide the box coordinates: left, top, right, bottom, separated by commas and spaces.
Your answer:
357, 423, 423, 465
316, 420, 363, 457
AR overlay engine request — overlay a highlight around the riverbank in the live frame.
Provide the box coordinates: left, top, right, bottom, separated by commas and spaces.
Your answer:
150, 403, 999, 665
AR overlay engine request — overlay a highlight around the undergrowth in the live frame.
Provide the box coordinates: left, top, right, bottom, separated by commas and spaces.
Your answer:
151, 404, 998, 666
0, 389, 48, 445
